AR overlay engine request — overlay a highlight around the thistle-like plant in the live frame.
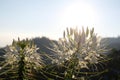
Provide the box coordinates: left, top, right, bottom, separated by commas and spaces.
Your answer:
51, 27, 107, 79
0, 38, 44, 79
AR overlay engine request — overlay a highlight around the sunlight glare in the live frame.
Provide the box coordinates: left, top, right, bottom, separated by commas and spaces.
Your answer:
59, 2, 98, 30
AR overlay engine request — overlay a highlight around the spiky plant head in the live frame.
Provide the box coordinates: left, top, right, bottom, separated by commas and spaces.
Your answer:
4, 38, 44, 69
0, 38, 45, 79
52, 27, 107, 69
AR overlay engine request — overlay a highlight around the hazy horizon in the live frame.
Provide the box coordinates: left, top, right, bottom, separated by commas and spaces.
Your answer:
0, 0, 120, 47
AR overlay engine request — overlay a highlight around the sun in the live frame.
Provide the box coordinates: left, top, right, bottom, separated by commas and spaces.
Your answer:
59, 2, 98, 30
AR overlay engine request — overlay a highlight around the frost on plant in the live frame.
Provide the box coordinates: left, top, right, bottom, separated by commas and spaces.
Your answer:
51, 27, 106, 69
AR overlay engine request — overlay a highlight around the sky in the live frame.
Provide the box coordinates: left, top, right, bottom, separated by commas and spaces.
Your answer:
0, 0, 120, 47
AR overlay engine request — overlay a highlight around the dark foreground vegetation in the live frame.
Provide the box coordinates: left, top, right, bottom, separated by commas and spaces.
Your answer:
0, 28, 120, 80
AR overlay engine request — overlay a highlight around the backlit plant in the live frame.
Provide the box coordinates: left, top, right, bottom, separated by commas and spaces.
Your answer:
51, 27, 107, 79
0, 38, 44, 79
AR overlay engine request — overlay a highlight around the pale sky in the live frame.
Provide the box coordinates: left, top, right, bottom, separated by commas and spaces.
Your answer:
0, 0, 120, 47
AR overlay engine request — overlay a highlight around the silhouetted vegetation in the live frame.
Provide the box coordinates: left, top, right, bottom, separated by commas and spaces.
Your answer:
0, 28, 120, 80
